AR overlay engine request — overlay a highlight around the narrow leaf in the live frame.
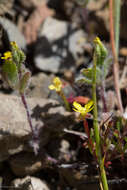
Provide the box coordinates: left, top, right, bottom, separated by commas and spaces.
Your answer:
19, 72, 31, 93
2, 60, 19, 88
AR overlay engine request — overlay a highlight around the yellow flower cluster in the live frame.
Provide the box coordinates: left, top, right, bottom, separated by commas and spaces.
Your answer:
1, 51, 12, 60
73, 100, 94, 118
10, 41, 18, 49
49, 77, 62, 92
94, 37, 101, 45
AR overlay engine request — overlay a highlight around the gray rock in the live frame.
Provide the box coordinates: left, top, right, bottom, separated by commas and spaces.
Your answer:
10, 176, 50, 190
0, 94, 74, 161
0, 0, 14, 15
26, 73, 54, 98
9, 152, 43, 176
18, 0, 47, 9
0, 18, 26, 49
49, 84, 76, 104
34, 17, 85, 73
60, 168, 99, 190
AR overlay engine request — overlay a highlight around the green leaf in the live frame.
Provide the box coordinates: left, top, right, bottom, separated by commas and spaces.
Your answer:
76, 77, 92, 84
94, 37, 108, 66
103, 57, 112, 79
124, 137, 127, 142
96, 67, 102, 84
19, 72, 31, 93
2, 60, 19, 88
113, 131, 118, 138
11, 42, 26, 68
81, 68, 93, 79
81, 67, 102, 84
123, 142, 127, 152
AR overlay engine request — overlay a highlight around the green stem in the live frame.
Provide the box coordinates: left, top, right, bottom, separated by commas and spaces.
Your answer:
114, 0, 121, 58
59, 90, 71, 112
92, 54, 109, 190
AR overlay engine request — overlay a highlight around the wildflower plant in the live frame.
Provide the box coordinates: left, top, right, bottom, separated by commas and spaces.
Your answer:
78, 37, 111, 112
1, 42, 39, 154
73, 100, 93, 119
49, 77, 62, 92
49, 77, 71, 111
1, 51, 12, 59
75, 37, 109, 190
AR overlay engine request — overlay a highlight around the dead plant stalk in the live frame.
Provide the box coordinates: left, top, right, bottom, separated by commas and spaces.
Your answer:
109, 0, 123, 113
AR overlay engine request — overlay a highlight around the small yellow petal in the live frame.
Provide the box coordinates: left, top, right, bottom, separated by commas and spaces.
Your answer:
85, 100, 94, 109
49, 77, 62, 92
49, 84, 55, 90
73, 101, 85, 113
53, 77, 61, 84
84, 101, 93, 113
73, 100, 94, 118
73, 102, 82, 110
94, 37, 101, 45
10, 41, 18, 49
73, 108, 81, 113
1, 51, 12, 60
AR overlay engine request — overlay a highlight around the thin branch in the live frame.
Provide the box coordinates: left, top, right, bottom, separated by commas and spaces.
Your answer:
109, 0, 123, 113
21, 93, 39, 155
20, 93, 34, 135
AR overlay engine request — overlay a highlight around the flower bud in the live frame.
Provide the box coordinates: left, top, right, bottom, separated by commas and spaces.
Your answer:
94, 37, 108, 66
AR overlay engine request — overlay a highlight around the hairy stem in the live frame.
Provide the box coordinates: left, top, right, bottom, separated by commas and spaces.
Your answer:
92, 54, 109, 190
59, 90, 71, 112
99, 83, 107, 113
20, 93, 35, 135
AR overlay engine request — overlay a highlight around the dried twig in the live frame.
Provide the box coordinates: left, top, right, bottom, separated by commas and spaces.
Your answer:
109, 0, 123, 113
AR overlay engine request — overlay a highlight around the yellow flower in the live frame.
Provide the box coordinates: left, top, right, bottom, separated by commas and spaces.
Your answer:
49, 77, 62, 92
1, 51, 12, 60
94, 37, 101, 45
93, 36, 107, 61
10, 41, 18, 49
73, 100, 94, 118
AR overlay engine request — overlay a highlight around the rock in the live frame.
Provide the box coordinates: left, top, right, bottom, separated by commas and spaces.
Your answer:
0, 0, 14, 15
49, 83, 76, 103
0, 94, 74, 161
0, 18, 26, 49
85, 0, 127, 41
10, 176, 50, 190
59, 139, 71, 161
9, 152, 43, 176
86, 0, 109, 38
34, 17, 85, 73
60, 139, 70, 153
59, 167, 99, 190
26, 73, 54, 98
23, 3, 54, 44
18, 0, 47, 9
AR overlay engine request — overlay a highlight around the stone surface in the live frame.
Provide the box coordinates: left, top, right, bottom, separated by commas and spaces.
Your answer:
9, 152, 43, 176
18, 0, 47, 9
85, 0, 127, 41
26, 73, 54, 98
0, 18, 26, 49
0, 0, 14, 15
23, 3, 54, 44
59, 167, 99, 190
34, 17, 85, 73
10, 176, 50, 190
49, 83, 76, 104
0, 94, 74, 161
